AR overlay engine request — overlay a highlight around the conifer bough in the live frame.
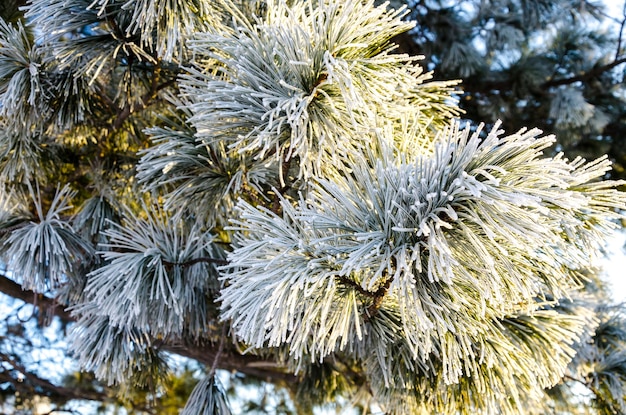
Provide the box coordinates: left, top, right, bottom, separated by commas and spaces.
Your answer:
0, 0, 625, 413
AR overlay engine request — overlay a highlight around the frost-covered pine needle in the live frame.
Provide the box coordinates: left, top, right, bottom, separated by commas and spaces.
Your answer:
220, 119, 626, 411
3, 184, 92, 292
180, 0, 456, 180
82, 203, 223, 337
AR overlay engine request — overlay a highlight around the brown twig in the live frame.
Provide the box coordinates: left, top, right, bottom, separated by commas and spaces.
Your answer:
336, 267, 394, 321
209, 324, 228, 376
95, 69, 176, 132
240, 178, 265, 207
111, 73, 177, 131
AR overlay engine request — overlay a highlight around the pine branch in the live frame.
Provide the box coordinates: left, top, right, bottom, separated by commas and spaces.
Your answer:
462, 56, 626, 94
0, 274, 296, 385
6, 0, 626, 412
616, 9, 626, 61
0, 273, 72, 322
336, 273, 393, 321
544, 57, 626, 88
0, 351, 109, 403
111, 77, 177, 131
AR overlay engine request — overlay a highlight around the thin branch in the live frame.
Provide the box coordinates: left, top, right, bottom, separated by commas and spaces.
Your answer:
93, 80, 117, 114
336, 266, 394, 321
240, 178, 265, 207
209, 324, 228, 377
616, 4, 626, 61
543, 57, 626, 88
336, 275, 380, 298
111, 77, 177, 131
462, 56, 626, 95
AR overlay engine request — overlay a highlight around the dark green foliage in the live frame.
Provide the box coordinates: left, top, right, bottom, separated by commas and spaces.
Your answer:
399, 0, 626, 178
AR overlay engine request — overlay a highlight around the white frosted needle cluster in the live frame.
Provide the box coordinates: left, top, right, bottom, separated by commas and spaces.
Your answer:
4, 184, 91, 292
81, 205, 221, 337
220, 120, 625, 381
180, 0, 439, 180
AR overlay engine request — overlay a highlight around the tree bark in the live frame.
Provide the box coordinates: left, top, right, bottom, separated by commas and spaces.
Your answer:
0, 274, 73, 322
0, 274, 296, 390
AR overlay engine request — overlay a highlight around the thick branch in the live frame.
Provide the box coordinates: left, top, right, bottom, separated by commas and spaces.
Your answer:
0, 274, 72, 322
0, 352, 109, 403
163, 342, 296, 384
0, 274, 296, 386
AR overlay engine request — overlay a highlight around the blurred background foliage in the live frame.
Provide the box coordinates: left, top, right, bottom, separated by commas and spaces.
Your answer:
386, 0, 626, 179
